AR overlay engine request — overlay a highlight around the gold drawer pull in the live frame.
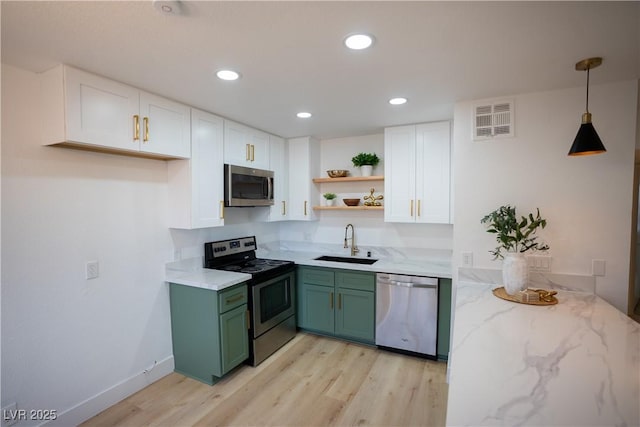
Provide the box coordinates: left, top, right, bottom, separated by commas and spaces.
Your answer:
417, 200, 421, 217
330, 292, 334, 309
410, 200, 414, 217
143, 117, 149, 142
250, 144, 255, 161
282, 201, 286, 216
220, 201, 225, 219
225, 294, 244, 304
304, 201, 308, 216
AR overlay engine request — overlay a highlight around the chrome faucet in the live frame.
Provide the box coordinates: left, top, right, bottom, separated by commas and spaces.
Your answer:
344, 223, 359, 256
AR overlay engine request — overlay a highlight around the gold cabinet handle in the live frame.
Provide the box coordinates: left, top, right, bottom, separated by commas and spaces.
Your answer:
220, 201, 225, 219
304, 201, 308, 216
417, 200, 421, 217
410, 200, 414, 217
143, 117, 149, 142
338, 293, 342, 310
330, 292, 334, 309
133, 115, 140, 141
282, 201, 286, 216
226, 294, 243, 304
250, 144, 255, 161
246, 144, 250, 161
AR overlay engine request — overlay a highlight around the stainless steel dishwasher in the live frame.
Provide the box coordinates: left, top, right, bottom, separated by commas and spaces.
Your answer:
375, 273, 439, 357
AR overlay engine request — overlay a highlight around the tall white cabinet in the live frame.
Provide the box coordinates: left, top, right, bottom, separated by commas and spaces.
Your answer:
268, 135, 289, 221
168, 109, 225, 229
40, 65, 191, 159
287, 137, 320, 221
384, 121, 451, 224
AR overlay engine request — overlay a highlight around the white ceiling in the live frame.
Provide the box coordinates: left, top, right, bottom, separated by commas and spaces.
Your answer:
2, 1, 639, 140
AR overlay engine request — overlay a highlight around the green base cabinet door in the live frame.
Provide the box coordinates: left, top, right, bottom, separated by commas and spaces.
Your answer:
170, 282, 248, 385
299, 283, 335, 334
335, 287, 375, 342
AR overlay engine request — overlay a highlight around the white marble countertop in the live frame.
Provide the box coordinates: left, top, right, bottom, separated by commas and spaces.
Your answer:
446, 281, 640, 427
257, 249, 452, 278
164, 249, 452, 291
165, 257, 251, 291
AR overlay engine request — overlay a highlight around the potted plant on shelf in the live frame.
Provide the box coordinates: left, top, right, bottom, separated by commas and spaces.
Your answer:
351, 152, 380, 177
323, 192, 337, 206
481, 205, 550, 295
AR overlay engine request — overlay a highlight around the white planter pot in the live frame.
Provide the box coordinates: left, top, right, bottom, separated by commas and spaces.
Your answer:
360, 165, 373, 177
502, 253, 529, 295
325, 199, 335, 206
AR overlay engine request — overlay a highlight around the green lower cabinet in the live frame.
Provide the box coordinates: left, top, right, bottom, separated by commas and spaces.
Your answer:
169, 282, 248, 385
297, 266, 375, 344
437, 278, 452, 360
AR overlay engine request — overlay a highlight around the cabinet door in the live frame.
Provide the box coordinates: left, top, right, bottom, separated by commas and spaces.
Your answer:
64, 66, 139, 152
287, 137, 319, 221
248, 129, 270, 170
268, 136, 289, 221
193, 109, 224, 228
335, 288, 375, 343
384, 125, 417, 223
416, 121, 451, 224
299, 284, 334, 334
219, 304, 249, 375
139, 92, 191, 158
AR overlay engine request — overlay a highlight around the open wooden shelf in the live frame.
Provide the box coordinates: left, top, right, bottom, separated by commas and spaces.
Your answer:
313, 206, 384, 211
312, 175, 384, 183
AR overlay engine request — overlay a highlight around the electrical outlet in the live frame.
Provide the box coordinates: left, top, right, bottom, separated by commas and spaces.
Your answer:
461, 252, 473, 267
86, 260, 99, 280
592, 259, 606, 276
2, 402, 18, 427
528, 255, 551, 272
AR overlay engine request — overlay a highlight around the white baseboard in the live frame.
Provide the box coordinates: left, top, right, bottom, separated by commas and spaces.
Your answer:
43, 356, 174, 427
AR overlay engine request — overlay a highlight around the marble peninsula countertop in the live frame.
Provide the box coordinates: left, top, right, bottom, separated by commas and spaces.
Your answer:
165, 249, 452, 291
446, 281, 640, 427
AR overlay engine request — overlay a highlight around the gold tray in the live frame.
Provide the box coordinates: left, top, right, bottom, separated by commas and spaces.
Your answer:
492, 287, 558, 305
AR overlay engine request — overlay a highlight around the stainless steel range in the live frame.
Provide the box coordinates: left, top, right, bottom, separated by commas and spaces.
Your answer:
204, 236, 296, 366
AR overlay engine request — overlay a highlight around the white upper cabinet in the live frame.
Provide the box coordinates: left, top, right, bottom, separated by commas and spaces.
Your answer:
223, 120, 270, 170
168, 109, 225, 229
384, 121, 451, 224
40, 65, 190, 159
287, 137, 319, 221
267, 135, 289, 221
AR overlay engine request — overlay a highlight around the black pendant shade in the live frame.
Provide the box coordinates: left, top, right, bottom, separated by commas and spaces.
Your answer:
569, 57, 606, 156
568, 121, 606, 156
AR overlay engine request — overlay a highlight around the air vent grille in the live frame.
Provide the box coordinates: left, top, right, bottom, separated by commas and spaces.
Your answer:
473, 100, 514, 140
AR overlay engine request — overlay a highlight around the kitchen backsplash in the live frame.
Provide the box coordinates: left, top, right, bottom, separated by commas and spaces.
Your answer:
458, 267, 596, 293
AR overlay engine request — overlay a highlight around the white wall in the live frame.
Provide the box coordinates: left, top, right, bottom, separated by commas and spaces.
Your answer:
452, 80, 638, 313
279, 133, 454, 252
1, 64, 175, 424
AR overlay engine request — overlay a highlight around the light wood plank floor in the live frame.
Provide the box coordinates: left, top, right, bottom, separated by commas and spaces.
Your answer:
82, 333, 449, 426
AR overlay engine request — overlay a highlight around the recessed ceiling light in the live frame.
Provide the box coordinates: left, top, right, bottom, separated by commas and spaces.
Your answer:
152, 0, 182, 15
297, 112, 312, 119
389, 97, 408, 105
344, 34, 374, 50
216, 70, 240, 81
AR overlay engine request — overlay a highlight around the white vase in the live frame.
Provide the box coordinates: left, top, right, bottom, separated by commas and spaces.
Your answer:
502, 253, 529, 295
360, 165, 373, 177
325, 199, 335, 206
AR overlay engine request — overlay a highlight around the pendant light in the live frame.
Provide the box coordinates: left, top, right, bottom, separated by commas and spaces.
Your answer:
568, 57, 606, 156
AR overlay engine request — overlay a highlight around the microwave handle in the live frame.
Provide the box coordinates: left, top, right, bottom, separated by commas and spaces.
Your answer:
268, 177, 274, 200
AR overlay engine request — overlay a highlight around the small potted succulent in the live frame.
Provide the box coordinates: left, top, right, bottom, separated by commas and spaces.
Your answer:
323, 192, 337, 206
351, 152, 380, 177
481, 205, 550, 295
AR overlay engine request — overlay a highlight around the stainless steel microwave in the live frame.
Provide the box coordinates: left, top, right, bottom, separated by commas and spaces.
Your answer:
224, 164, 274, 207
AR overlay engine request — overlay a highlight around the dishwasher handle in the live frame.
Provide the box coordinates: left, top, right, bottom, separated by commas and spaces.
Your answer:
387, 280, 437, 289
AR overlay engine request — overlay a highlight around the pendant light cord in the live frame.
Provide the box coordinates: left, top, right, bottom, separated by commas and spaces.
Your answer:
585, 67, 590, 113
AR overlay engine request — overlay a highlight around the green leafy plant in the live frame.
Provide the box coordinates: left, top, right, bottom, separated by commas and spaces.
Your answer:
481, 205, 550, 259
323, 192, 337, 200
351, 152, 380, 167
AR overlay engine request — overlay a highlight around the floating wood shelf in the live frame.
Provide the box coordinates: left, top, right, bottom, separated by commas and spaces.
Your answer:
313, 206, 384, 211
312, 175, 384, 183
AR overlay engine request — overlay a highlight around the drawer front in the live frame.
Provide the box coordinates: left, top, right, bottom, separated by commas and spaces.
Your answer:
299, 267, 335, 287
336, 271, 375, 292
218, 284, 248, 313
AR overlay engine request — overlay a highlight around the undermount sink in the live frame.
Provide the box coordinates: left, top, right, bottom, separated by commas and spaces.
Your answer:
314, 255, 379, 265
